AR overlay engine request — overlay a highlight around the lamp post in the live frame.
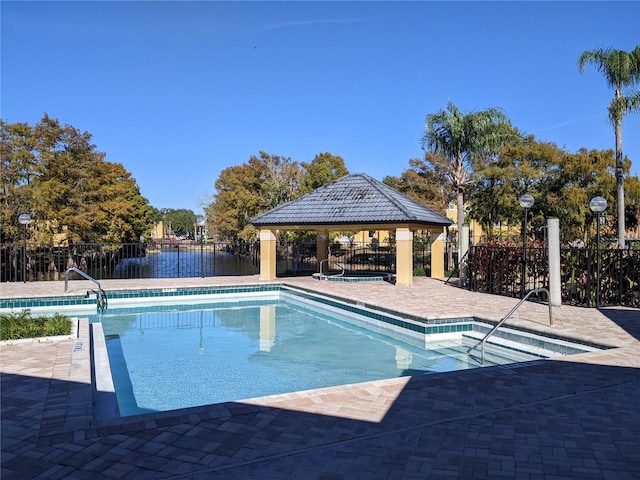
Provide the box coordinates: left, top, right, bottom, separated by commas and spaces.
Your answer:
519, 194, 534, 298
196, 216, 206, 278
18, 213, 32, 283
589, 196, 607, 307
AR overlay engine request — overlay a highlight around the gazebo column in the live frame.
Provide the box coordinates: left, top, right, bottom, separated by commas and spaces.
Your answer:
316, 231, 329, 273
430, 227, 446, 278
259, 229, 277, 280
395, 227, 413, 286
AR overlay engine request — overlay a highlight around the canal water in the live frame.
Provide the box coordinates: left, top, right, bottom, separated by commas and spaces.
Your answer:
113, 249, 258, 279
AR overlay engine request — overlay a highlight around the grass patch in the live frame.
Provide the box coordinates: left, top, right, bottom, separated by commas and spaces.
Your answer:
0, 311, 72, 341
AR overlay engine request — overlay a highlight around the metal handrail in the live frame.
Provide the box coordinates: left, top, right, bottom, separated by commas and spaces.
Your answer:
479, 287, 553, 363
318, 259, 345, 278
64, 267, 108, 311
64, 267, 102, 292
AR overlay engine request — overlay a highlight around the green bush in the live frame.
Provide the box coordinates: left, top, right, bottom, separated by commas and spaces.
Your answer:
413, 266, 426, 277
0, 311, 72, 341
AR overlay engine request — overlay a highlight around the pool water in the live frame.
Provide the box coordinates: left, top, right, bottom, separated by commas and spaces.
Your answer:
87, 293, 549, 416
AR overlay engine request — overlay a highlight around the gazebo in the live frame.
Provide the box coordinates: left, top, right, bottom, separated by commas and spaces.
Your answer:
250, 173, 453, 285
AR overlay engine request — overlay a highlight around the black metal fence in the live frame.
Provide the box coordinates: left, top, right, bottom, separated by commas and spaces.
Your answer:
276, 241, 402, 275
0, 241, 260, 282
5, 239, 636, 309
466, 245, 640, 308
1, 240, 430, 283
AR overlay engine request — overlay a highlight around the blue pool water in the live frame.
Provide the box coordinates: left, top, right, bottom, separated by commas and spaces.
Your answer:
82, 290, 575, 417
1, 285, 602, 417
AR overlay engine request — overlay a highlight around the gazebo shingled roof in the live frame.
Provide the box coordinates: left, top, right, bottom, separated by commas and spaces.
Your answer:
250, 173, 453, 228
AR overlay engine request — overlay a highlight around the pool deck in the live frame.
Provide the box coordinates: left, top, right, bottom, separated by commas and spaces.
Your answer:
1, 276, 639, 479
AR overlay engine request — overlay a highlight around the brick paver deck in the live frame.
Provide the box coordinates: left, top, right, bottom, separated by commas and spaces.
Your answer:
1, 276, 639, 479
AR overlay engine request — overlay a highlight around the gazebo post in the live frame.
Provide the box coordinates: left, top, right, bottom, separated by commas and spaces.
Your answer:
395, 227, 413, 286
316, 231, 329, 272
430, 227, 446, 278
259, 229, 277, 280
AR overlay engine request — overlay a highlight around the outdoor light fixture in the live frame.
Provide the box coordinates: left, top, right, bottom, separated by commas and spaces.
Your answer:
196, 216, 206, 278
519, 194, 534, 299
18, 213, 32, 283
590, 196, 607, 307
519, 194, 534, 210
589, 196, 607, 214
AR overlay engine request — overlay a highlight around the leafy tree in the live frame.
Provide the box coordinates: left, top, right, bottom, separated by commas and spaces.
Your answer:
207, 151, 350, 241
421, 102, 516, 235
300, 152, 349, 194
160, 209, 197, 236
259, 152, 304, 210
208, 152, 303, 241
0, 121, 37, 241
383, 154, 451, 213
469, 136, 559, 240
467, 138, 637, 243
0, 114, 154, 243
578, 45, 640, 247
208, 158, 265, 242
546, 148, 617, 242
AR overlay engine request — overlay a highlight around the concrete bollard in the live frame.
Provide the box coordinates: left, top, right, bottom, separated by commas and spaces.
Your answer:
547, 218, 561, 307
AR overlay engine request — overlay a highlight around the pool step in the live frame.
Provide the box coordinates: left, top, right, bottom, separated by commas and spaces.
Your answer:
409, 339, 538, 372
463, 330, 563, 360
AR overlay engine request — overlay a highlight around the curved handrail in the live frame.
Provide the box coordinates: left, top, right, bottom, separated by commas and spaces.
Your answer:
479, 287, 553, 363
318, 259, 345, 278
64, 267, 101, 292
64, 267, 108, 312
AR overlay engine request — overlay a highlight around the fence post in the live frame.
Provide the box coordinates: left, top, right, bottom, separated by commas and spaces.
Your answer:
547, 218, 561, 307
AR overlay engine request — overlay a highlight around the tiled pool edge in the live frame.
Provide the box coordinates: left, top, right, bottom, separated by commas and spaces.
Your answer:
0, 281, 622, 351
0, 283, 283, 311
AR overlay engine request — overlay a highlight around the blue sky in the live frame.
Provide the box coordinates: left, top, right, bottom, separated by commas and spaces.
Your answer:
2, 1, 639, 214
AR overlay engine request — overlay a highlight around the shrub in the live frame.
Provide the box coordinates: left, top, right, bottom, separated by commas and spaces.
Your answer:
413, 266, 426, 277
0, 311, 72, 341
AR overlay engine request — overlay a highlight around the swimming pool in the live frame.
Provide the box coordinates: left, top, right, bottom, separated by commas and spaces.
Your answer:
52, 286, 599, 417
0, 284, 604, 417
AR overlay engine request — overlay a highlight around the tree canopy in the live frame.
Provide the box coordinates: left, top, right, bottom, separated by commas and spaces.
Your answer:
390, 130, 639, 244
382, 154, 451, 213
1, 114, 154, 243
206, 151, 348, 241
156, 208, 198, 237
300, 152, 349, 195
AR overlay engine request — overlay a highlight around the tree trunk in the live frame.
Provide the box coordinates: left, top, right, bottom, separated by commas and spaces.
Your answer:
615, 117, 625, 249
456, 190, 464, 258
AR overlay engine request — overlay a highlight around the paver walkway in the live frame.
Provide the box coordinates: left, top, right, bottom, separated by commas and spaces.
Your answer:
1, 276, 639, 479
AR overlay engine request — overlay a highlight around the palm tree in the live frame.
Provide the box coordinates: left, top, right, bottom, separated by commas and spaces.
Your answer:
421, 101, 515, 239
578, 46, 640, 248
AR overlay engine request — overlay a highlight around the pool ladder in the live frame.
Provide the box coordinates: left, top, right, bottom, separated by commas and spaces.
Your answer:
64, 267, 108, 312
471, 287, 552, 364
317, 259, 345, 280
